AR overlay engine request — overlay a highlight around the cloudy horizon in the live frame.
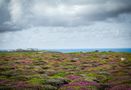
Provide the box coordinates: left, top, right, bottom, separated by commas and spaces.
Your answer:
0, 0, 131, 49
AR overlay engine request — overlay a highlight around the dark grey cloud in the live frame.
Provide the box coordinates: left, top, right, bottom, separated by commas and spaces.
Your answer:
0, 0, 10, 24
0, 0, 12, 32
0, 0, 131, 32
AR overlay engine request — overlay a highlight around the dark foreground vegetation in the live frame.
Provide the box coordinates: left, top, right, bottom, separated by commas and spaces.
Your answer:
0, 51, 131, 90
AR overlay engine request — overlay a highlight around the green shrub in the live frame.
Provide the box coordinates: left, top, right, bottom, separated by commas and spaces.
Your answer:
51, 72, 67, 78
28, 78, 45, 85
44, 78, 68, 87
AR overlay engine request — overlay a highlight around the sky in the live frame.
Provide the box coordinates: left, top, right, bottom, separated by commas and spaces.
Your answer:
0, 0, 131, 49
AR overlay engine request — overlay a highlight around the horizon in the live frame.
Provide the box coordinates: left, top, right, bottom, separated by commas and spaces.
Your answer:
1, 47, 131, 50
1, 48, 131, 53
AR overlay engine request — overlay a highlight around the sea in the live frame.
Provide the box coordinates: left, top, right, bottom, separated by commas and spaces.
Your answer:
47, 48, 131, 53
0, 48, 131, 53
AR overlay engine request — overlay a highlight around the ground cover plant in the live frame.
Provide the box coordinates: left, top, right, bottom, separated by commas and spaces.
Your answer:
0, 51, 131, 90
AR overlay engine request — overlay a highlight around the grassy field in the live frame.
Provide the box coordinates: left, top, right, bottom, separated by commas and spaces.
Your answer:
0, 51, 131, 90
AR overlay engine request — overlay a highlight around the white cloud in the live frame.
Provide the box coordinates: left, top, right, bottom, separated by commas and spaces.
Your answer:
0, 21, 131, 49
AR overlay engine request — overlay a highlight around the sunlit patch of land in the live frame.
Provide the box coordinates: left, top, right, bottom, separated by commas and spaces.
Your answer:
0, 51, 131, 90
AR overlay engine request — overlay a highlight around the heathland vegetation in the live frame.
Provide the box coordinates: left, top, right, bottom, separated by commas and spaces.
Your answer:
0, 50, 131, 90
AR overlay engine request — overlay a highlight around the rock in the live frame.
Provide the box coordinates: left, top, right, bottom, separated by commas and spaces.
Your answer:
120, 57, 126, 61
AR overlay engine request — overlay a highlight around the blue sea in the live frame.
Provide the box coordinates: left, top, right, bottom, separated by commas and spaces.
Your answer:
47, 48, 131, 53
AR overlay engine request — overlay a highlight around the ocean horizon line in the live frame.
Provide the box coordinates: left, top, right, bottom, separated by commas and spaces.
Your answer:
46, 48, 131, 53
0, 48, 131, 53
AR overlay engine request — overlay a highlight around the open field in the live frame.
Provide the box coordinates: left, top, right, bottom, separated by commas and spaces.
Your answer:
0, 51, 131, 90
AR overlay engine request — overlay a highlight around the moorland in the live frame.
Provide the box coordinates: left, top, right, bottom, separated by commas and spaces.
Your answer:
0, 51, 131, 90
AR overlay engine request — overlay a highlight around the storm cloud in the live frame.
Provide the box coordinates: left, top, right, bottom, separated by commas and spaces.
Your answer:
0, 0, 131, 49
0, 0, 131, 30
